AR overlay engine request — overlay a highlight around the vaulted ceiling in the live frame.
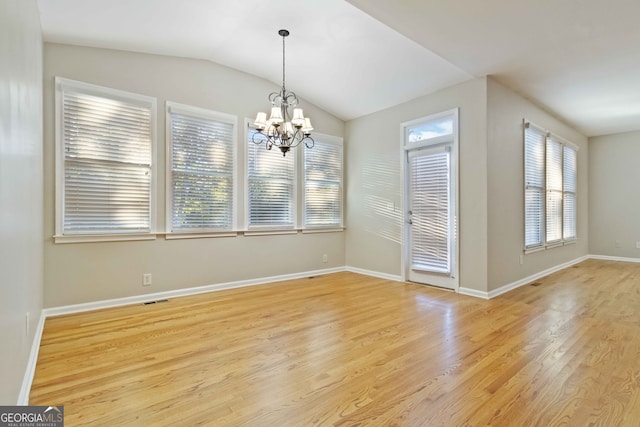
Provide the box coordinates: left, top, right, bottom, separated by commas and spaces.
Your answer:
37, 0, 640, 136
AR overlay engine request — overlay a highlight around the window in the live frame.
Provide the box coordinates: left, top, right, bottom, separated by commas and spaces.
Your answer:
303, 136, 343, 228
55, 78, 156, 240
167, 103, 236, 233
247, 128, 295, 229
524, 121, 577, 250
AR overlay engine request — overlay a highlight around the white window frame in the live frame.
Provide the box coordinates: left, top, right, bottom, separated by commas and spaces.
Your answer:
244, 121, 298, 234
302, 133, 344, 231
523, 120, 578, 253
165, 102, 237, 239
54, 77, 157, 243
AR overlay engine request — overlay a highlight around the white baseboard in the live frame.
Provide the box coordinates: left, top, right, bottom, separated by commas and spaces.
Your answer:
588, 254, 640, 263
17, 310, 46, 405
344, 266, 402, 282
44, 266, 347, 318
458, 287, 490, 299
485, 255, 590, 299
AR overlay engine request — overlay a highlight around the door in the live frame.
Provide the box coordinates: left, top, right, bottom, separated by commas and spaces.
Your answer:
403, 111, 458, 290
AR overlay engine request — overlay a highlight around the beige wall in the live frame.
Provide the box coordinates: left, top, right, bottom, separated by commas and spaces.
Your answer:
0, 0, 43, 404
345, 78, 489, 292
589, 131, 640, 258
43, 43, 345, 307
486, 78, 589, 291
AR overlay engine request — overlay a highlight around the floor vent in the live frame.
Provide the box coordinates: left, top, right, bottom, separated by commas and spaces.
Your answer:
143, 299, 170, 305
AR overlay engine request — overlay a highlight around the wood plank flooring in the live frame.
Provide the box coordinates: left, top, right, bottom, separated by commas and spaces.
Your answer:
30, 259, 640, 426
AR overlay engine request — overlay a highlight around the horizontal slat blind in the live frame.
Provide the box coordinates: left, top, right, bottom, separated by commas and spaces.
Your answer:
524, 124, 545, 248
524, 121, 579, 250
409, 148, 450, 274
62, 88, 152, 235
304, 140, 343, 227
169, 111, 234, 231
546, 138, 563, 243
563, 146, 577, 240
247, 129, 294, 228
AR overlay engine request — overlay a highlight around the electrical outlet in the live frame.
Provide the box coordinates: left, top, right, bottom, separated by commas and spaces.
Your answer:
636, 241, 640, 249
615, 240, 621, 248
322, 254, 328, 263
519, 254, 524, 265
143, 273, 152, 286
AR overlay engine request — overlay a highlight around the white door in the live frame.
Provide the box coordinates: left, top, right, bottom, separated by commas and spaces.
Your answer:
403, 111, 458, 290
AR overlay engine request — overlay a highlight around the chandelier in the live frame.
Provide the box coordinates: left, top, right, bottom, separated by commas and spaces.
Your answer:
252, 29, 314, 156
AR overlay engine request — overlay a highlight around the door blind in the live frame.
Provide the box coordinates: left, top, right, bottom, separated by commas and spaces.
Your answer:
409, 148, 451, 274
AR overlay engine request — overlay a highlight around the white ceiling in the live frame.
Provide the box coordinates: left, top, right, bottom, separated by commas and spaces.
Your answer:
37, 0, 640, 136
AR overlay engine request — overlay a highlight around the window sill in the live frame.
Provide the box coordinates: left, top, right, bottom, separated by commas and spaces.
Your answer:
243, 229, 298, 236
524, 238, 578, 254
164, 231, 238, 240
301, 227, 345, 234
54, 233, 157, 244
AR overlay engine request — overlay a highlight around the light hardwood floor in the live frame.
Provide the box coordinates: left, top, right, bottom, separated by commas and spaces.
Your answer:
30, 259, 640, 426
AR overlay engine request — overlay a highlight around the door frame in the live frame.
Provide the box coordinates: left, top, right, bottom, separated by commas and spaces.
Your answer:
400, 108, 460, 292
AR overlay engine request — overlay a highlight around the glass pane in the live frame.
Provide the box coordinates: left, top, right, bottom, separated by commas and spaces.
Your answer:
525, 188, 543, 247
546, 190, 563, 243
407, 117, 454, 143
563, 193, 576, 240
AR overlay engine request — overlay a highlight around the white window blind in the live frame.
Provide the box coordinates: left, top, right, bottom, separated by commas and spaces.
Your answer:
303, 138, 343, 228
168, 105, 235, 232
408, 147, 451, 274
524, 124, 545, 248
563, 146, 577, 240
523, 120, 578, 251
59, 79, 154, 236
546, 138, 563, 244
247, 129, 295, 228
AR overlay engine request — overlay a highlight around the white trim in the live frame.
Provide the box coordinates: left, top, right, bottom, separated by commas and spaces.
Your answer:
43, 267, 346, 318
487, 255, 589, 299
54, 233, 157, 244
458, 287, 490, 300
164, 232, 237, 240
345, 266, 402, 282
301, 228, 345, 234
243, 229, 298, 236
54, 77, 158, 238
17, 311, 46, 405
588, 254, 640, 263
